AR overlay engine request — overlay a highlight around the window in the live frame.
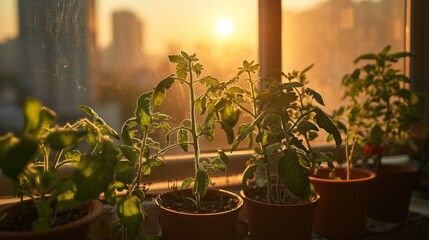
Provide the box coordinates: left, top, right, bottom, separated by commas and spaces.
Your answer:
0, 0, 258, 153
1, 0, 428, 187
281, 0, 408, 144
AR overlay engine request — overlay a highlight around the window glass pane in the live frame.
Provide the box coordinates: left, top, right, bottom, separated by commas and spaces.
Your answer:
282, 0, 406, 143
0, 0, 258, 153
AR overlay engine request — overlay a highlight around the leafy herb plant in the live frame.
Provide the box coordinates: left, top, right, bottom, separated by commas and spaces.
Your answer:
153, 52, 238, 212
108, 91, 170, 239
335, 45, 425, 170
0, 97, 119, 231
225, 61, 342, 204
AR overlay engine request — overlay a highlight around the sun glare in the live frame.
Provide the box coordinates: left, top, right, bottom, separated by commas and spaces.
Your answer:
215, 18, 233, 36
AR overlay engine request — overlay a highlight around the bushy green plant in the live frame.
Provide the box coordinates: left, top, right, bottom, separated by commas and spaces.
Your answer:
224, 61, 342, 203
152, 52, 238, 211
334, 45, 425, 170
0, 97, 119, 231
107, 91, 170, 239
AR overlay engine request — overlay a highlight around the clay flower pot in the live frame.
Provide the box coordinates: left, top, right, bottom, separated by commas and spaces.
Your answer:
0, 199, 103, 240
240, 190, 319, 240
367, 164, 419, 222
153, 188, 243, 240
310, 167, 376, 240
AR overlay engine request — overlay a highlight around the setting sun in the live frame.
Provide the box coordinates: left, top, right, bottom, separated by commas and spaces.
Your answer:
215, 18, 233, 36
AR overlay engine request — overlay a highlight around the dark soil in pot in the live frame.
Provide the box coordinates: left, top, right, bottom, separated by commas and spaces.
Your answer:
0, 199, 102, 240
156, 188, 241, 214
154, 188, 243, 240
0, 200, 90, 232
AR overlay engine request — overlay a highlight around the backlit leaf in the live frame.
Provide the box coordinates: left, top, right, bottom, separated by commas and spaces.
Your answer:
153, 76, 175, 107
194, 169, 210, 197
47, 129, 88, 150
117, 195, 144, 233
135, 92, 153, 126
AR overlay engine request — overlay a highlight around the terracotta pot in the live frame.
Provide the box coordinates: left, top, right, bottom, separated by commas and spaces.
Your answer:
310, 168, 376, 240
240, 190, 319, 240
153, 188, 243, 240
0, 199, 103, 240
367, 164, 419, 222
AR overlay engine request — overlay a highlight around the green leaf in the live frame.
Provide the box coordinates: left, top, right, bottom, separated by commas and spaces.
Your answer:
121, 118, 137, 146
199, 76, 219, 88
120, 145, 139, 165
306, 88, 325, 106
101, 124, 120, 140
181, 177, 194, 190
354, 53, 377, 63
135, 92, 153, 126
72, 140, 118, 201
194, 169, 210, 198
265, 142, 280, 155
116, 161, 137, 184
117, 195, 144, 233
195, 96, 207, 115
217, 149, 228, 164
391, 51, 413, 59
178, 128, 189, 152
23, 97, 43, 136
39, 107, 57, 129
220, 121, 234, 144
278, 150, 310, 199
153, 76, 175, 107
0, 137, 39, 180
46, 129, 88, 150
314, 108, 342, 147
211, 158, 226, 172
79, 105, 98, 118
297, 120, 319, 134
168, 55, 182, 63
0, 133, 18, 167
228, 86, 244, 94
231, 123, 253, 151
193, 63, 203, 77
283, 82, 303, 89
141, 158, 164, 176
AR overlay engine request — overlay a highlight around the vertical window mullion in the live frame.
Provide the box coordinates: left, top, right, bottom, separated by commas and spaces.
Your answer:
258, 0, 282, 82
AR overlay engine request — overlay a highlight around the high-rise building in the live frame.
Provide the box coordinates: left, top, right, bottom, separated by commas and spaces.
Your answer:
18, 0, 96, 115
102, 11, 144, 74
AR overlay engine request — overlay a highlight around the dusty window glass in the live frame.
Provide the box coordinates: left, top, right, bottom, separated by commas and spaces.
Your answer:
0, 0, 258, 152
282, 0, 407, 143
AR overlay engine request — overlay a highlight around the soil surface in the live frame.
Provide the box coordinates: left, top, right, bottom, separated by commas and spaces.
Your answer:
244, 187, 312, 205
158, 189, 240, 214
0, 201, 90, 232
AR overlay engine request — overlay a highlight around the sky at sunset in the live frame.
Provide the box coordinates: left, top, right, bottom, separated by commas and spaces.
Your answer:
0, 0, 339, 54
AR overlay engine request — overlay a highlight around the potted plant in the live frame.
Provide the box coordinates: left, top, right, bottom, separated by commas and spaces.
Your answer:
337, 45, 425, 223
309, 122, 377, 239
0, 97, 120, 240
151, 52, 243, 240
225, 60, 342, 239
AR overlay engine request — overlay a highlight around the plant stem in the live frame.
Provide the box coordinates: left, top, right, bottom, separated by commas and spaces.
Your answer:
188, 60, 202, 210
51, 149, 64, 170
246, 69, 274, 203
129, 126, 149, 195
